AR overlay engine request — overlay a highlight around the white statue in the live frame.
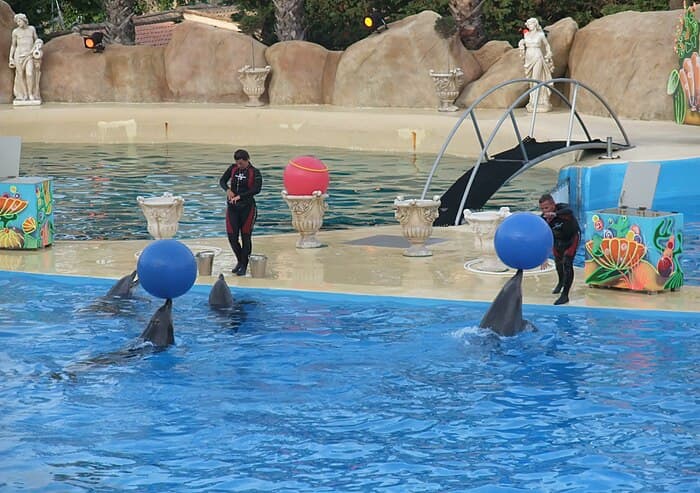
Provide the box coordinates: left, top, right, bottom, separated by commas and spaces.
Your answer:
8, 13, 43, 105
518, 17, 554, 112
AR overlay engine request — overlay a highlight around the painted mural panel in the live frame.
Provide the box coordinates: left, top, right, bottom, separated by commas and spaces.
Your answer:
0, 177, 54, 249
668, 3, 700, 125
584, 209, 684, 292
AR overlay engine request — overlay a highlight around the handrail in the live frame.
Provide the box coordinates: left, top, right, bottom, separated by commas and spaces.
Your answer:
420, 78, 633, 226
420, 78, 539, 200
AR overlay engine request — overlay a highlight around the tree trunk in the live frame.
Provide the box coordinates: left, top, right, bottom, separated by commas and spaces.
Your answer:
104, 0, 136, 45
273, 0, 305, 41
449, 0, 487, 50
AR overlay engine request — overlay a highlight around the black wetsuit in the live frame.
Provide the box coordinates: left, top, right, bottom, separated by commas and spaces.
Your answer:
542, 203, 580, 303
219, 163, 263, 272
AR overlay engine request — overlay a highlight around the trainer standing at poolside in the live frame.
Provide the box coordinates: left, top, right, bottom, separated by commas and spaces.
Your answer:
539, 193, 580, 305
220, 149, 263, 277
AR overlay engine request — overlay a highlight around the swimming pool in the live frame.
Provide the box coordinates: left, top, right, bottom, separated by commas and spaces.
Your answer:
19, 143, 556, 240
2, 272, 698, 492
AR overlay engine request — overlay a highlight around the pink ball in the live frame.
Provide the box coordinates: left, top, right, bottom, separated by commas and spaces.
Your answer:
283, 156, 330, 195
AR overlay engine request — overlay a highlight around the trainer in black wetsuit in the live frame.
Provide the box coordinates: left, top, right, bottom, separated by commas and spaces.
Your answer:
219, 149, 263, 276
539, 193, 580, 305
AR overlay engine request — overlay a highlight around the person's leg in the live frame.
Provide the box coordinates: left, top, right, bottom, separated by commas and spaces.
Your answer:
239, 233, 252, 276
552, 256, 564, 294
25, 62, 35, 99
554, 234, 579, 305
225, 206, 243, 272
554, 255, 574, 305
235, 204, 257, 276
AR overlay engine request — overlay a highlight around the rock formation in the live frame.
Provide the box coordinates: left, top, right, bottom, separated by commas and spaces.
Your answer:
0, 0, 693, 121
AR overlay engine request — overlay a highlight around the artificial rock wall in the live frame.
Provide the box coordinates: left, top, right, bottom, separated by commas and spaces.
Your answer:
0, 1, 688, 120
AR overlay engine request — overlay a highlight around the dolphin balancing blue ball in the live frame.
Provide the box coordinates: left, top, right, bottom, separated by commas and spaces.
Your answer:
494, 212, 553, 270
137, 239, 197, 299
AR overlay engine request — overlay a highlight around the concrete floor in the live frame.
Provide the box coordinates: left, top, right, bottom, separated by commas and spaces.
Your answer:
1, 103, 698, 313
1, 223, 697, 313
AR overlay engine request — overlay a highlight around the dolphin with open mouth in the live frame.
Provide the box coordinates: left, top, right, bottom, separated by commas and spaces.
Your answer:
105, 270, 139, 299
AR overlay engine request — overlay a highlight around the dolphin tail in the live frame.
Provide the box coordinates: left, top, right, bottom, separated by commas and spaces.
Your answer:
479, 269, 527, 337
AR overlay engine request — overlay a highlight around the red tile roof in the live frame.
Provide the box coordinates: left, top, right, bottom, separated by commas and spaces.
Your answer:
135, 21, 177, 47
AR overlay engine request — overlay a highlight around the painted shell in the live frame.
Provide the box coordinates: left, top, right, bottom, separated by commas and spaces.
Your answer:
0, 196, 28, 217
22, 217, 37, 234
0, 227, 25, 249
586, 237, 646, 272
657, 256, 673, 277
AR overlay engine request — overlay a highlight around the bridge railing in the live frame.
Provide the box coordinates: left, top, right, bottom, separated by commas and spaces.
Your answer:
420, 78, 633, 226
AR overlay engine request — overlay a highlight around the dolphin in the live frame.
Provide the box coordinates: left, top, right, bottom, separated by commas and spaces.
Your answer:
209, 273, 234, 309
105, 270, 139, 298
139, 298, 174, 347
53, 298, 175, 380
479, 269, 532, 337
77, 270, 141, 314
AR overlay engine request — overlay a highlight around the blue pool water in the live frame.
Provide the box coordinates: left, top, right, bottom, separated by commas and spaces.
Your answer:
1, 272, 698, 492
19, 143, 555, 240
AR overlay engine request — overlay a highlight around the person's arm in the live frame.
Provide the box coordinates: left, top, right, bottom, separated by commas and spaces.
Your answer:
543, 34, 554, 71
219, 164, 234, 192
237, 166, 262, 199
9, 31, 16, 67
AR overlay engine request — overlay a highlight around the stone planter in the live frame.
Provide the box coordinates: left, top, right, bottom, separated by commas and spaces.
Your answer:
463, 207, 511, 272
136, 192, 185, 239
238, 65, 271, 107
429, 68, 464, 112
393, 196, 441, 257
282, 190, 329, 248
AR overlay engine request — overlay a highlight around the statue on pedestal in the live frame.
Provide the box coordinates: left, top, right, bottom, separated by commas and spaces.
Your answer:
8, 14, 43, 106
518, 17, 554, 112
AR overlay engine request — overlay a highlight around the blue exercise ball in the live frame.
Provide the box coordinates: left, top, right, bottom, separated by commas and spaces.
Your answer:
494, 212, 553, 270
137, 239, 197, 299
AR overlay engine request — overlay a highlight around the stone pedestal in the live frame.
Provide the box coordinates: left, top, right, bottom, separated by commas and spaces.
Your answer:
238, 65, 271, 107
393, 196, 441, 257
282, 190, 329, 248
136, 192, 185, 239
429, 68, 464, 112
13, 99, 41, 107
463, 207, 511, 272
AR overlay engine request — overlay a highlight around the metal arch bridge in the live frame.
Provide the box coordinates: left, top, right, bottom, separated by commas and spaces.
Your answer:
420, 78, 634, 226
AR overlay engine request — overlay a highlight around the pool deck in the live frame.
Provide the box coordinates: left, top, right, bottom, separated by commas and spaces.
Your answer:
1, 103, 699, 313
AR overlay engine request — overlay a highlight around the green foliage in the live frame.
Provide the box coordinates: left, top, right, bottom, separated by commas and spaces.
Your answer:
231, 0, 450, 50
482, 0, 669, 47
304, 0, 370, 51
13, 0, 669, 49
601, 0, 669, 16
231, 0, 277, 45
434, 15, 457, 39
7, 0, 103, 36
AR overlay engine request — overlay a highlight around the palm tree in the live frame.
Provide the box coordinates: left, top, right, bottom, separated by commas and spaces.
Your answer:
449, 0, 488, 50
273, 0, 305, 41
104, 0, 136, 45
